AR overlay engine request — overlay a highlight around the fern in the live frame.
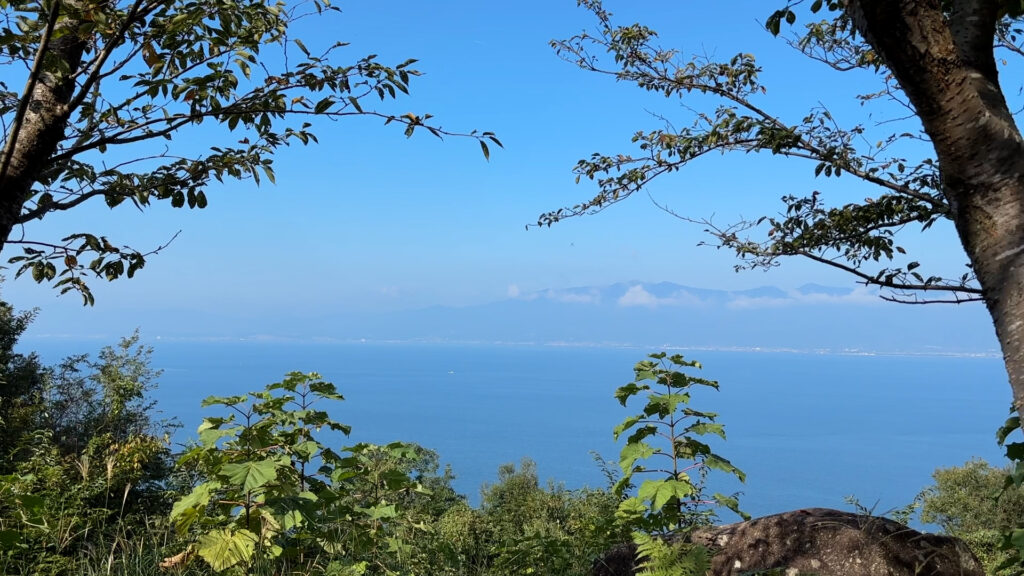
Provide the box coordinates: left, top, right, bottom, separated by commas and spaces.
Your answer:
632, 532, 712, 576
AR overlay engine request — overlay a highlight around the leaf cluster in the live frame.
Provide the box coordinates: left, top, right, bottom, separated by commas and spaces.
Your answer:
0, 0, 500, 302
169, 371, 440, 574
542, 0, 995, 304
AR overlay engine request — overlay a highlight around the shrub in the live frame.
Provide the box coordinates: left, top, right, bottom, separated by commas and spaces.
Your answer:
613, 352, 747, 575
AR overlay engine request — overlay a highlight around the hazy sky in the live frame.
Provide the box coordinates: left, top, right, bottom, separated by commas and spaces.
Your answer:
5, 1, 994, 339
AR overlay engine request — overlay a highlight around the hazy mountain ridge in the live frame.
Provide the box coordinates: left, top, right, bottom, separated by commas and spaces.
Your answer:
348, 282, 997, 354
25, 282, 997, 354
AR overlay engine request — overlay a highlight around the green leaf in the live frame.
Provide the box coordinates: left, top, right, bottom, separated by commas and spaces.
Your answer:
201, 394, 247, 408
615, 382, 643, 406
704, 453, 746, 482
314, 97, 334, 114
1008, 442, 1024, 461
294, 439, 320, 460
221, 459, 279, 492
645, 391, 690, 417
713, 493, 750, 520
638, 479, 693, 512
615, 496, 647, 522
0, 530, 21, 549
1008, 528, 1024, 552
364, 503, 397, 520
282, 509, 304, 530
198, 425, 237, 447
197, 528, 257, 572
324, 560, 368, 575
686, 422, 725, 439
170, 481, 220, 533
619, 440, 656, 473
998, 414, 1021, 446
613, 415, 641, 440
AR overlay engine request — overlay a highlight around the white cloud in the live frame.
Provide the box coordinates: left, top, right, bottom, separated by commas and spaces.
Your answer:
798, 286, 879, 305
726, 286, 879, 309
507, 284, 521, 298
618, 285, 659, 307
617, 285, 705, 308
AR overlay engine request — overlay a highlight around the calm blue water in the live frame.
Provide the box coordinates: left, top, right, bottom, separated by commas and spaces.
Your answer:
26, 340, 1011, 523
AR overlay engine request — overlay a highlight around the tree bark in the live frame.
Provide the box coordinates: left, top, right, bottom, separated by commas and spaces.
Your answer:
847, 0, 1024, 421
0, 1, 88, 252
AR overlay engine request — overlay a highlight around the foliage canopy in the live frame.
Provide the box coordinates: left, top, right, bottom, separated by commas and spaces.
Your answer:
0, 0, 499, 303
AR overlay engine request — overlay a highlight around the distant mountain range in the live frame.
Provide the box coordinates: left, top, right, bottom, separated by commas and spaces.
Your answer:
334, 282, 998, 354
29, 281, 995, 354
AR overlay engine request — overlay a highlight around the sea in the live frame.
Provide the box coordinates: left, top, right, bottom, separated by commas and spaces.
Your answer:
24, 339, 1012, 525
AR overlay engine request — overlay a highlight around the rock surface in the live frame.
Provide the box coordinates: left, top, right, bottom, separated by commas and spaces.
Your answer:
592, 508, 985, 576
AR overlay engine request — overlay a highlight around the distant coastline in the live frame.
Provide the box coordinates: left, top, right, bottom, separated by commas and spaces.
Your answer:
20, 333, 1003, 359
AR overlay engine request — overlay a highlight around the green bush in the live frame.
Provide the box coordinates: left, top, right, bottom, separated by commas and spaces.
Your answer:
919, 458, 1024, 575
464, 457, 622, 573
0, 321, 177, 576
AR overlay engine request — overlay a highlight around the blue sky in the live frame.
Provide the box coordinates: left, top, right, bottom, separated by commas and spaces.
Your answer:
5, 0, 989, 339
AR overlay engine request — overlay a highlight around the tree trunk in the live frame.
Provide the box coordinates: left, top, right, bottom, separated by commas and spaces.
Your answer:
847, 0, 1024, 421
0, 0, 88, 253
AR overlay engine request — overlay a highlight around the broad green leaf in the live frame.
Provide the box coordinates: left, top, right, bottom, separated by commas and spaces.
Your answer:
614, 382, 642, 406
282, 509, 304, 530
674, 437, 712, 459
199, 425, 238, 447
613, 415, 641, 440
201, 394, 247, 408
308, 379, 344, 399
713, 493, 750, 520
324, 560, 368, 575
638, 479, 693, 511
365, 503, 397, 520
0, 530, 21, 549
1007, 528, 1024, 552
634, 369, 655, 382
615, 496, 647, 523
686, 422, 726, 439
625, 424, 658, 446
998, 414, 1021, 446
319, 536, 347, 555
705, 453, 746, 482
619, 441, 656, 472
644, 392, 690, 417
1008, 442, 1024, 461
294, 440, 320, 460
170, 481, 221, 533
16, 493, 44, 515
221, 459, 279, 492
682, 407, 718, 419
196, 528, 257, 572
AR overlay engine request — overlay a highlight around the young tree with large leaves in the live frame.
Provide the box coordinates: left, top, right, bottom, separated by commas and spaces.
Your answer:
544, 0, 1024, 423
0, 0, 499, 303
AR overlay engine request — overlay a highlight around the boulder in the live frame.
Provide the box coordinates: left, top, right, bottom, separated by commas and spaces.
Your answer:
592, 508, 984, 576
